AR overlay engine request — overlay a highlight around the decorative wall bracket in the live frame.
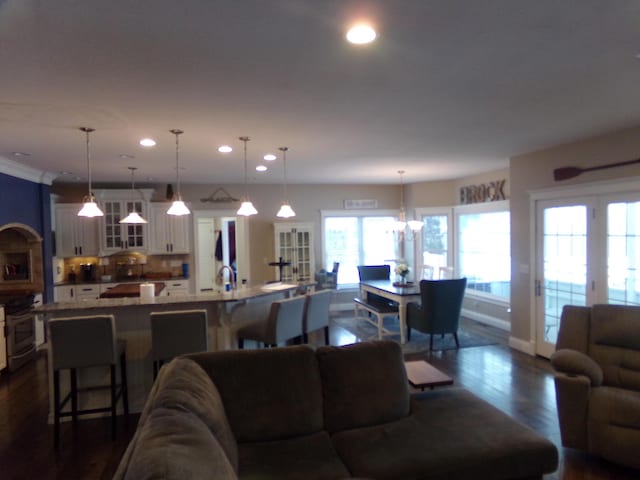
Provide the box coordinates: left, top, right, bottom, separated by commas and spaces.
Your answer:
200, 188, 239, 204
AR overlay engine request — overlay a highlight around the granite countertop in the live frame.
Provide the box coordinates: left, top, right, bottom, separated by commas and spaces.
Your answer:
54, 277, 187, 287
35, 282, 305, 313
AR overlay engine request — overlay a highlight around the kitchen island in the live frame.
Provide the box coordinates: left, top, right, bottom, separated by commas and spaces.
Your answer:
35, 282, 310, 417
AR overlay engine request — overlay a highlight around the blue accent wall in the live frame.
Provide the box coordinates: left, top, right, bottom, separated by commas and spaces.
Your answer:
0, 171, 54, 302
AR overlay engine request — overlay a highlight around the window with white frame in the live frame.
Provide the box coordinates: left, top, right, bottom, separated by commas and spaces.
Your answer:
322, 211, 397, 285
455, 201, 511, 301
416, 208, 453, 280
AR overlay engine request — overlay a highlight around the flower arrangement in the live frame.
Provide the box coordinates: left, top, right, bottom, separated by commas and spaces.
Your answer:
395, 263, 410, 279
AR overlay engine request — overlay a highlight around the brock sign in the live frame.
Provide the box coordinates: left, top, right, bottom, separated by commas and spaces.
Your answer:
459, 180, 506, 205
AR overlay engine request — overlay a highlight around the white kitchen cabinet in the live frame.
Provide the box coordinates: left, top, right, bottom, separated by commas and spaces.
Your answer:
148, 203, 191, 254
163, 279, 189, 296
54, 284, 100, 302
273, 222, 314, 283
94, 189, 153, 254
55, 204, 99, 257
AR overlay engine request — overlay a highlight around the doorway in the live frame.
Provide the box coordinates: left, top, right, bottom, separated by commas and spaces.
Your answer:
533, 185, 640, 357
194, 211, 246, 293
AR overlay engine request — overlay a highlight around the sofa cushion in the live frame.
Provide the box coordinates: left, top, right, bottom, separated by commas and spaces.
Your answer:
331, 388, 558, 480
186, 345, 323, 442
121, 407, 238, 480
238, 431, 351, 480
588, 386, 640, 469
589, 304, 640, 392
150, 357, 238, 471
316, 340, 410, 433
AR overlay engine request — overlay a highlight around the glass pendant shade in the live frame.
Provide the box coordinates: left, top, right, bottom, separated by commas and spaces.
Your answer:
167, 129, 191, 216
167, 198, 191, 216
78, 197, 104, 218
237, 199, 258, 216
395, 170, 422, 233
277, 202, 296, 218
77, 127, 104, 217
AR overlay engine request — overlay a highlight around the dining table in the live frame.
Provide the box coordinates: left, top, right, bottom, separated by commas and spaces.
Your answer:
359, 279, 421, 344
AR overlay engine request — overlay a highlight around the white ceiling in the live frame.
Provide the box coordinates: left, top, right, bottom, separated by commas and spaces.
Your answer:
2, 0, 640, 186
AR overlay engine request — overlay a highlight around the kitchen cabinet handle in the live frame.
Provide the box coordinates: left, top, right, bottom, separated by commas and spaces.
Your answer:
79, 246, 83, 255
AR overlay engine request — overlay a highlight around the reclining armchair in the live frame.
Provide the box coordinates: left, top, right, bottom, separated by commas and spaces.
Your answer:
550, 304, 640, 470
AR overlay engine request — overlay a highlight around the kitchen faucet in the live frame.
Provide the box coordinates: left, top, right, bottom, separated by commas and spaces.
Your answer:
218, 265, 236, 290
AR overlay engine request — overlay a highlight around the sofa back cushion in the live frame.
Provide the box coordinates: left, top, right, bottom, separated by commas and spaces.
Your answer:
316, 340, 410, 433
557, 305, 591, 353
149, 357, 238, 470
589, 304, 640, 392
186, 345, 323, 442
118, 407, 238, 480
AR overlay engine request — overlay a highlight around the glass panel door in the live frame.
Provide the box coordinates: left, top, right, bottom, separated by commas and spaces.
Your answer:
536, 200, 592, 357
607, 200, 640, 305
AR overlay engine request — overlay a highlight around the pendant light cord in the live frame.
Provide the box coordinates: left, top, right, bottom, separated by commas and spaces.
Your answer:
170, 129, 184, 198
80, 127, 95, 199
279, 146, 289, 200
239, 136, 250, 197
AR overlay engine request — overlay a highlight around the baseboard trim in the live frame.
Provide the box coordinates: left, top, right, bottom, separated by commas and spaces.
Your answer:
461, 309, 510, 331
508, 336, 536, 356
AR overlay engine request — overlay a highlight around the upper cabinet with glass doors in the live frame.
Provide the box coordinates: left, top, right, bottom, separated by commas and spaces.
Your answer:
94, 189, 153, 254
274, 222, 314, 283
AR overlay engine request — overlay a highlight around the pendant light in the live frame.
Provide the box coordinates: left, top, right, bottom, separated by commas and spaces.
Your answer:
237, 136, 258, 216
167, 129, 191, 216
395, 170, 423, 233
120, 167, 147, 224
276, 146, 295, 218
77, 127, 104, 217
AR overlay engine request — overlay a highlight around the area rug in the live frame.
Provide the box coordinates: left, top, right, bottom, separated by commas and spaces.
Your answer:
332, 316, 498, 354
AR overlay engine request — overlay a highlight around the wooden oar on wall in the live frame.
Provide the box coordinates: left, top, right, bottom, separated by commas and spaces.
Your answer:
554, 157, 640, 181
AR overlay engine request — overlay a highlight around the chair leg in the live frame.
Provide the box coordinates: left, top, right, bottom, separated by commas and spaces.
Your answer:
407, 325, 411, 342
238, 338, 244, 349
453, 332, 460, 348
303, 333, 309, 343
70, 368, 78, 429
110, 365, 117, 440
120, 351, 129, 416
377, 314, 383, 339
429, 334, 434, 351
53, 369, 60, 449
324, 326, 330, 346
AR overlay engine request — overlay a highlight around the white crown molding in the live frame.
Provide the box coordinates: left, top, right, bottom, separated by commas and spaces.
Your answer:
0, 156, 58, 185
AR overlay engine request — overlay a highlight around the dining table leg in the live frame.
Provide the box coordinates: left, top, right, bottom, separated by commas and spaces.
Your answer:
398, 301, 407, 344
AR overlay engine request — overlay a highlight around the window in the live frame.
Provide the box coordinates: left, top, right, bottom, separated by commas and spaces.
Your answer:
416, 208, 453, 280
322, 211, 397, 284
456, 201, 510, 301
607, 200, 640, 305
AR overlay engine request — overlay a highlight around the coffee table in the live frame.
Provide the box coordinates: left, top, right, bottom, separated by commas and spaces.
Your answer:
404, 360, 453, 391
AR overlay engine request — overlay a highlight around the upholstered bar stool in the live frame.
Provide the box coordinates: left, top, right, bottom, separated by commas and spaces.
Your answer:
150, 309, 209, 378
302, 289, 333, 345
48, 314, 129, 449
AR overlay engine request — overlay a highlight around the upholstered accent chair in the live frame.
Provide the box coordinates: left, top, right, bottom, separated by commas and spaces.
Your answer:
406, 278, 467, 350
551, 304, 640, 470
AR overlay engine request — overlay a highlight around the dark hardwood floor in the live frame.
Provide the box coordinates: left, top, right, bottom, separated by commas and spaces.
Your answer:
0, 316, 638, 479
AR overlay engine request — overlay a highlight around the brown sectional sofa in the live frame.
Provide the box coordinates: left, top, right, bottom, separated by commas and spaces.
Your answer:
551, 304, 640, 470
114, 341, 558, 479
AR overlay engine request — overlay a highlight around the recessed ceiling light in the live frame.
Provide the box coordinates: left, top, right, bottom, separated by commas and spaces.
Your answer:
139, 138, 156, 147
218, 145, 233, 153
119, 154, 135, 159
263, 154, 277, 161
12, 151, 31, 157
346, 24, 377, 44
256, 165, 267, 172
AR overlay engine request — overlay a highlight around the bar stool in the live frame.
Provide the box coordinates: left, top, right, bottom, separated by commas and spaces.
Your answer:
150, 309, 209, 378
236, 295, 306, 348
48, 314, 129, 449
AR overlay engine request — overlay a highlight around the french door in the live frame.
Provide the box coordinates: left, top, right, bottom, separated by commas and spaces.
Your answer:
535, 192, 640, 357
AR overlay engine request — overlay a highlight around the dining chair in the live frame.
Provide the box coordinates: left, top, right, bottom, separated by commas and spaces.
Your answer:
406, 278, 467, 350
48, 314, 129, 448
236, 295, 307, 348
302, 289, 333, 345
150, 309, 209, 378
356, 264, 396, 309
